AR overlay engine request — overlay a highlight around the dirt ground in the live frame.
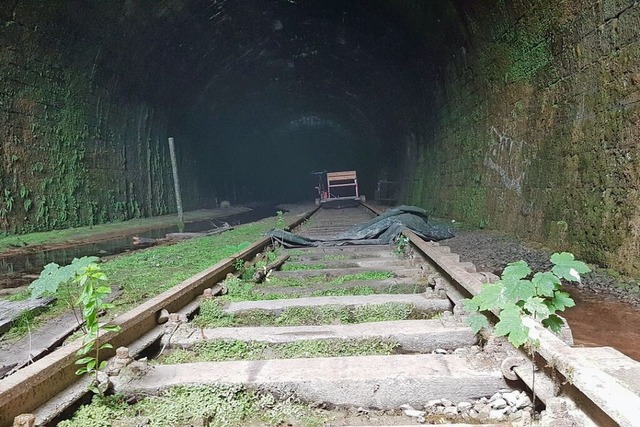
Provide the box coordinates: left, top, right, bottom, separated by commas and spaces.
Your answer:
442, 230, 640, 361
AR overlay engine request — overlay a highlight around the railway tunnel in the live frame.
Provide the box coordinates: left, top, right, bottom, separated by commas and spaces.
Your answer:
1, 0, 639, 276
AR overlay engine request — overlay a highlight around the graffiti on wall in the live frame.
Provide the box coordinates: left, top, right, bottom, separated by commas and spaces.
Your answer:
484, 126, 526, 195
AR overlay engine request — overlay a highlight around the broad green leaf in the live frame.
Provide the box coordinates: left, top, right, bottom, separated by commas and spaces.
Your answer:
532, 272, 560, 297
99, 343, 114, 350
502, 260, 532, 281
542, 314, 565, 333
86, 360, 96, 370
503, 279, 535, 303
523, 296, 551, 320
462, 298, 479, 312
99, 360, 108, 369
550, 252, 590, 282
551, 291, 575, 311
75, 367, 89, 375
494, 305, 523, 337
494, 305, 531, 348
507, 322, 531, 348
473, 283, 507, 311
28, 262, 66, 298
466, 312, 490, 333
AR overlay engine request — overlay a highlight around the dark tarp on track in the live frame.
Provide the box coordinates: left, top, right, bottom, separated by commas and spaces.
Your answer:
267, 205, 454, 247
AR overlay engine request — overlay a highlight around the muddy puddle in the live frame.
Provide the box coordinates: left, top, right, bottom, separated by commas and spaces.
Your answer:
0, 204, 283, 289
564, 286, 640, 362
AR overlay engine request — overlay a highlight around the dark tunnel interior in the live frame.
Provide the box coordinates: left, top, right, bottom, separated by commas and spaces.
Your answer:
3, 0, 640, 274
152, 0, 436, 203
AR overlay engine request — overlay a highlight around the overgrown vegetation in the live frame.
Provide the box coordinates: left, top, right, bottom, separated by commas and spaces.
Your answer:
394, 234, 410, 256
0, 209, 225, 252
260, 270, 395, 288
58, 384, 328, 427
194, 300, 428, 328
281, 263, 326, 271
100, 222, 274, 309
2, 221, 275, 340
158, 338, 398, 364
463, 252, 589, 348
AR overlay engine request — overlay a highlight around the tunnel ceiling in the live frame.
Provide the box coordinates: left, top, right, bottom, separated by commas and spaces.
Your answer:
78, 0, 446, 201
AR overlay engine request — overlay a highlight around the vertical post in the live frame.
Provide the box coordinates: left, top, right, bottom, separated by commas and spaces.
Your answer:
167, 137, 184, 231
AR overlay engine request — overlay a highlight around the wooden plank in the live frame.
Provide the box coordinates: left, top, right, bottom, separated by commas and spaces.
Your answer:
0, 297, 55, 335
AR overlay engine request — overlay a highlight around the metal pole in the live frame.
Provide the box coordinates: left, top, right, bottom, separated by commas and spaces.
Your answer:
167, 137, 184, 230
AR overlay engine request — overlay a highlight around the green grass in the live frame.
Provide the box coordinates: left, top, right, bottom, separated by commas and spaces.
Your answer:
0, 209, 244, 253
157, 338, 398, 364
329, 271, 395, 284
321, 254, 349, 261
310, 286, 375, 297
194, 300, 429, 328
58, 384, 327, 427
2, 220, 277, 340
281, 263, 326, 271
262, 270, 395, 288
100, 222, 274, 309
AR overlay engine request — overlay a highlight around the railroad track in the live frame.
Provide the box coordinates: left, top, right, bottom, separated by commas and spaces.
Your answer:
1, 204, 640, 426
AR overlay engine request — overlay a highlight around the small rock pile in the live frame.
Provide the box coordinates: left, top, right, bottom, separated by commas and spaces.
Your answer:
403, 389, 533, 423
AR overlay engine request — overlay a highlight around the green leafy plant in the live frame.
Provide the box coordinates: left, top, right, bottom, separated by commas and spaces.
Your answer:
233, 258, 245, 272
463, 252, 589, 348
394, 234, 410, 256
74, 263, 120, 394
275, 210, 285, 229
29, 256, 99, 326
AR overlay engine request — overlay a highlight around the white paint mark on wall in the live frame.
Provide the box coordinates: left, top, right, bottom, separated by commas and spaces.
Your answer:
484, 126, 526, 195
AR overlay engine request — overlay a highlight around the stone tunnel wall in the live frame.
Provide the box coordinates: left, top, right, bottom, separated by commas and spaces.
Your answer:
403, 0, 640, 275
0, 1, 199, 234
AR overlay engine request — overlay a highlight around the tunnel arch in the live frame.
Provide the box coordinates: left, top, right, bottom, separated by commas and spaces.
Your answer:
1, 0, 639, 275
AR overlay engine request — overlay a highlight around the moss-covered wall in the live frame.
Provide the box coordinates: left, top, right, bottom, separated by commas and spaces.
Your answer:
0, 1, 198, 234
403, 0, 640, 274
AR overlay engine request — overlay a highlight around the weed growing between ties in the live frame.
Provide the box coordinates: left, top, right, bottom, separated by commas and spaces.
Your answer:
321, 254, 349, 261
157, 338, 398, 364
310, 286, 376, 297
259, 270, 394, 288
394, 234, 410, 257
194, 300, 429, 328
2, 222, 275, 340
58, 384, 328, 427
281, 263, 326, 271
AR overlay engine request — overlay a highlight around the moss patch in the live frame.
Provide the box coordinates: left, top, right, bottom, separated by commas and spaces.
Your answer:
157, 338, 398, 364
194, 300, 431, 328
58, 385, 327, 427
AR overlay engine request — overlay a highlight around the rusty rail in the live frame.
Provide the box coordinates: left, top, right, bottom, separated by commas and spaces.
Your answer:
0, 207, 319, 426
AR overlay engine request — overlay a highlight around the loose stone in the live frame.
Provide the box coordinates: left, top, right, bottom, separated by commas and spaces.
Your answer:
457, 401, 472, 411
489, 409, 506, 420
442, 406, 458, 416
424, 399, 442, 410
516, 394, 532, 409
491, 397, 508, 409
